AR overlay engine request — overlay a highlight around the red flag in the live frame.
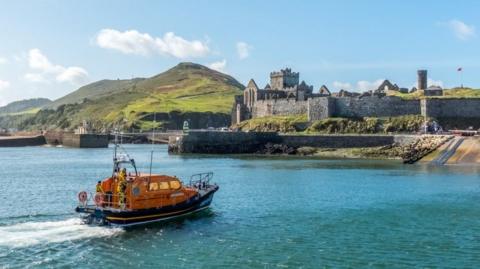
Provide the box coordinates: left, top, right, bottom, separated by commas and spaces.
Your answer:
457, 67, 463, 72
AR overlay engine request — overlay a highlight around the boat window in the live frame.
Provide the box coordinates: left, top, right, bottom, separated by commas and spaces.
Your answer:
149, 182, 159, 191
159, 182, 170, 190
169, 181, 181, 189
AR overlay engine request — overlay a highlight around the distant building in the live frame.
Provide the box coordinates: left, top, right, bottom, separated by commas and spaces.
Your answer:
424, 85, 443, 96
417, 70, 428, 90
75, 120, 92, 134
318, 85, 331, 96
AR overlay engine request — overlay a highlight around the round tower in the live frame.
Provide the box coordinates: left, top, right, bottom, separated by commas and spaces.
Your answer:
417, 70, 427, 90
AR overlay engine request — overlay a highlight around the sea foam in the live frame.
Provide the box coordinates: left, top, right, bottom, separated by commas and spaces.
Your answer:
0, 218, 123, 248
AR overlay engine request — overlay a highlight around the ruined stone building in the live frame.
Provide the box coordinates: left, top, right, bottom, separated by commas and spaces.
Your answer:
232, 68, 467, 126
238, 68, 331, 123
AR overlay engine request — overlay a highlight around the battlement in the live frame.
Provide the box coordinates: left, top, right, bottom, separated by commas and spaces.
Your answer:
270, 68, 299, 77
269, 68, 301, 90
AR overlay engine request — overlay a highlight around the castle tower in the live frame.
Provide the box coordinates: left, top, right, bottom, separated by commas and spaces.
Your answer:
417, 70, 427, 90
270, 68, 299, 90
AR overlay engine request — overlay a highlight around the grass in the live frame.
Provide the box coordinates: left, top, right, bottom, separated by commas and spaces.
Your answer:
123, 78, 238, 114
4, 107, 41, 116
387, 88, 480, 100
443, 88, 480, 98
234, 114, 309, 132
307, 115, 426, 134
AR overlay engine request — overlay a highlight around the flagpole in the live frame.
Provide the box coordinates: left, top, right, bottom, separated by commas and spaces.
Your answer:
458, 67, 463, 88
461, 69, 463, 88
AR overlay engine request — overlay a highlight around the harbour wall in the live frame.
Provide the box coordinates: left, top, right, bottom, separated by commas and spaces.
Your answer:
168, 131, 281, 154
168, 131, 418, 154
44, 131, 109, 148
0, 135, 46, 147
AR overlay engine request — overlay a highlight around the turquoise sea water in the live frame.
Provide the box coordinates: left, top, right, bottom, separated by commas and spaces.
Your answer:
0, 144, 479, 268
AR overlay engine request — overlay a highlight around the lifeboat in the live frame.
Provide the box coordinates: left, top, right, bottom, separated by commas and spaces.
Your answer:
75, 140, 219, 227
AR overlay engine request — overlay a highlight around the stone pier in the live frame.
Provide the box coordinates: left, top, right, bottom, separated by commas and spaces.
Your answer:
168, 131, 417, 154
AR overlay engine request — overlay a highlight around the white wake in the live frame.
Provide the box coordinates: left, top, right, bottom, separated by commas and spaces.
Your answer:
0, 218, 123, 248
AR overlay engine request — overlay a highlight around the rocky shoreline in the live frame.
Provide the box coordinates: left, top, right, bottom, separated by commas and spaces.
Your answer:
254, 135, 452, 163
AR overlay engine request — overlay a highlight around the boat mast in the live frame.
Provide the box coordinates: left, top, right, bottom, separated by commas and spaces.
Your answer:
113, 127, 118, 175
149, 112, 155, 180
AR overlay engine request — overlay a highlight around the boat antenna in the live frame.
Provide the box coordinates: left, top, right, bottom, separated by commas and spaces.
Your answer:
149, 112, 155, 181
113, 127, 118, 175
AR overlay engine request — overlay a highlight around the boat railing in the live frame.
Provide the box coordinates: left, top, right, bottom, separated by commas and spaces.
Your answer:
189, 172, 214, 189
80, 192, 133, 210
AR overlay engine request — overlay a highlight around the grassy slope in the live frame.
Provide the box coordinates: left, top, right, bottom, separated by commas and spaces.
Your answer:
0, 98, 51, 115
48, 79, 145, 108
19, 62, 244, 130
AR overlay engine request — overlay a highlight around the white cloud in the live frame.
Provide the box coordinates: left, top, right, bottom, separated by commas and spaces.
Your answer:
356, 79, 384, 92
236, 42, 252, 59
0, 57, 7, 64
444, 20, 476, 40
25, 49, 88, 85
333, 81, 352, 91
96, 29, 210, 59
409, 78, 444, 89
24, 73, 49, 83
0, 79, 10, 91
208, 59, 227, 73
333, 79, 384, 92
56, 67, 89, 84
428, 78, 444, 87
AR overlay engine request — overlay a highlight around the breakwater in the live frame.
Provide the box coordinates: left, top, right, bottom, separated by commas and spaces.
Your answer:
0, 135, 46, 147
168, 131, 419, 154
44, 131, 109, 148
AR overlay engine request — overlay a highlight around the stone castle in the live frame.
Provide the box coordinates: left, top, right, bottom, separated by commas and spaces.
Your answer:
232, 68, 480, 127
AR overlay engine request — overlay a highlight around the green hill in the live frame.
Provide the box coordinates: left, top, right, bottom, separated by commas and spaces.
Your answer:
16, 62, 244, 131
48, 78, 144, 108
0, 98, 52, 115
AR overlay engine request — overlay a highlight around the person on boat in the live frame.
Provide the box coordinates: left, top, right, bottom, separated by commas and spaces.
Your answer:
117, 168, 127, 208
119, 168, 126, 181
96, 181, 104, 193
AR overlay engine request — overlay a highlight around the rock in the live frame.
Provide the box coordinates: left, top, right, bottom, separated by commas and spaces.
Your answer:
258, 143, 297, 155
297, 147, 317, 155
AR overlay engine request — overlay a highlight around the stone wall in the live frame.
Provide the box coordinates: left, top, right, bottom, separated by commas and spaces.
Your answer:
333, 96, 421, 118
46, 131, 109, 148
252, 99, 308, 118
421, 98, 480, 118
168, 131, 418, 154
243, 94, 480, 127
307, 97, 335, 121
0, 135, 46, 147
168, 131, 281, 154
62, 133, 109, 148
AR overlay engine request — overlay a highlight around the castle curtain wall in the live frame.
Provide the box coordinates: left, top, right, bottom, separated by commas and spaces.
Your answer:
252, 99, 308, 118
333, 96, 421, 118
421, 98, 480, 118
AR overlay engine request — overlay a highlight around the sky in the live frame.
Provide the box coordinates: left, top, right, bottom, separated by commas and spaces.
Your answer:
0, 0, 479, 106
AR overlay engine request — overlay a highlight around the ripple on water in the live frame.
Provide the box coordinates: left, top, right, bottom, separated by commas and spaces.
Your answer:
0, 145, 480, 268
